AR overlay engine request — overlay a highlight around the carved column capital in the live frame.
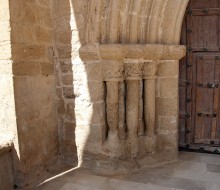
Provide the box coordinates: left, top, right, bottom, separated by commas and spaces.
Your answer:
124, 59, 143, 80
103, 61, 124, 81
143, 61, 158, 79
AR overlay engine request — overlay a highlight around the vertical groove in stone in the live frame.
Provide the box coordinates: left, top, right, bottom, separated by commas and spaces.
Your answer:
138, 0, 150, 43
138, 80, 145, 136
129, 0, 143, 43
147, 0, 164, 43
119, 0, 130, 44
100, 0, 110, 44
85, 0, 102, 43
144, 0, 154, 44
157, 0, 169, 44
108, 0, 122, 43
103, 81, 108, 142
118, 82, 126, 139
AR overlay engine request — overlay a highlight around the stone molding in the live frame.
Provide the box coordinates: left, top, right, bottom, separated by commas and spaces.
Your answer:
80, 43, 186, 61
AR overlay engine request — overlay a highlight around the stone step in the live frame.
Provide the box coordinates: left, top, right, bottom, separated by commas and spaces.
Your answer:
38, 172, 184, 190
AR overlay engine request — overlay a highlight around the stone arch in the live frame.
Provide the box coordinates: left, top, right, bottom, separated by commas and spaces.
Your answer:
85, 0, 189, 45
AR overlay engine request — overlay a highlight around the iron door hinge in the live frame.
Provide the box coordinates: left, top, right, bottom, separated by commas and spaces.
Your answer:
186, 129, 191, 134
198, 55, 203, 59
186, 63, 192, 68
187, 29, 192, 33
185, 80, 191, 86
186, 98, 192, 103
203, 8, 209, 14
197, 113, 217, 118
197, 83, 219, 88
187, 10, 192, 15
185, 113, 191, 119
215, 56, 220, 60
187, 47, 192, 52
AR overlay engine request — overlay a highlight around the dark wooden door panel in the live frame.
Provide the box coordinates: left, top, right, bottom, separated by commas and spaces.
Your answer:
193, 54, 219, 145
187, 15, 219, 51
179, 0, 220, 149
189, 0, 219, 10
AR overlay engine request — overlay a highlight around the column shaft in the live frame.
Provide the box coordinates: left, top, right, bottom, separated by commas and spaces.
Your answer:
106, 81, 119, 134
126, 80, 139, 137
144, 78, 156, 137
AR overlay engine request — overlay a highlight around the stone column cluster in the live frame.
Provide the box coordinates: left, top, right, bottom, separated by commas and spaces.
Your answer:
79, 43, 186, 159
102, 59, 159, 157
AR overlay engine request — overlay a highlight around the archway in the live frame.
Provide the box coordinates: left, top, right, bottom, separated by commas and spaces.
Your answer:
74, 0, 190, 170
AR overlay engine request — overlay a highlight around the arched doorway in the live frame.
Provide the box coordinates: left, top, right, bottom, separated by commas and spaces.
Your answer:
179, 0, 220, 153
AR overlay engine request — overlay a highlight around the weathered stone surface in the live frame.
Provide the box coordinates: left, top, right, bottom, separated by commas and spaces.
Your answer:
41, 62, 54, 76
63, 86, 74, 99
80, 44, 186, 61
35, 27, 52, 44
12, 44, 46, 61
159, 117, 178, 131
66, 102, 75, 122
63, 121, 75, 140
159, 77, 178, 98
56, 46, 71, 59
13, 76, 59, 179
85, 62, 103, 81
0, 151, 13, 190
61, 74, 73, 85
103, 61, 124, 81
60, 60, 72, 73
56, 87, 62, 99
13, 61, 41, 76
156, 97, 178, 117
157, 130, 178, 150
57, 100, 65, 114
10, 0, 35, 24
157, 61, 179, 76
11, 24, 35, 44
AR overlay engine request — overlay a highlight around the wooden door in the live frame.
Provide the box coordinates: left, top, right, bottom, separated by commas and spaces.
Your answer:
179, 0, 220, 152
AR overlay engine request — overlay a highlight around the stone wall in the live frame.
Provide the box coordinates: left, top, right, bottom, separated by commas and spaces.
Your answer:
9, 0, 59, 187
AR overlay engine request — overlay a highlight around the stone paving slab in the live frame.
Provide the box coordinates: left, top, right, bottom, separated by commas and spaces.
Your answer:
37, 152, 220, 190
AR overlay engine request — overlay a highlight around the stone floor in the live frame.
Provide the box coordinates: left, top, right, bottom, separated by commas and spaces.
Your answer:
36, 151, 220, 190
